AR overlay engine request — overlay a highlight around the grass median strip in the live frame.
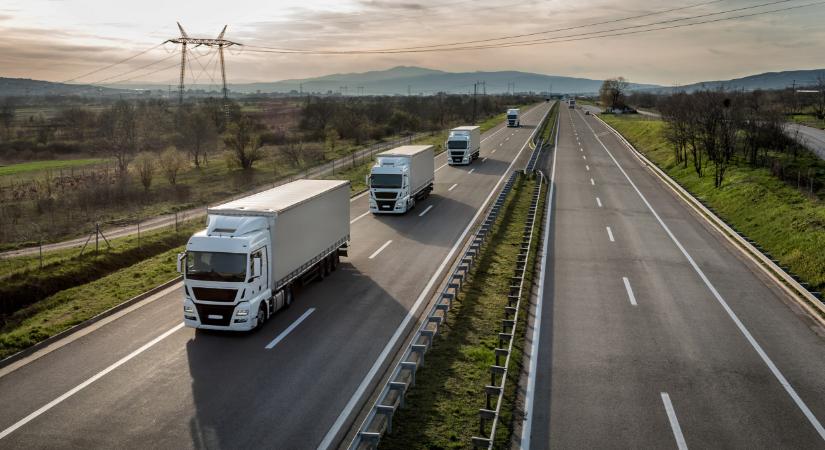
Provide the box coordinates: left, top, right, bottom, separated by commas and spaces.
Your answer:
379, 175, 543, 449
601, 114, 825, 293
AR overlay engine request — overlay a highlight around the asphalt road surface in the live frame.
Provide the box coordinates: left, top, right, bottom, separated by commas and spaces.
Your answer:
0, 102, 552, 449
786, 122, 825, 161
522, 105, 825, 448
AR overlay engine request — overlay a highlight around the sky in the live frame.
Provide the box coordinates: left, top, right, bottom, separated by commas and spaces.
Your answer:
1, 0, 824, 87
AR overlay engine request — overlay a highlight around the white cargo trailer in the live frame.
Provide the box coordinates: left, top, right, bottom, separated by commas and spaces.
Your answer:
178, 179, 350, 331
368, 145, 434, 214
446, 126, 481, 165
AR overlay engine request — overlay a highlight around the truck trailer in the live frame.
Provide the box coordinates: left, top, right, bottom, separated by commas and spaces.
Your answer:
368, 145, 435, 214
178, 179, 350, 331
507, 108, 520, 127
446, 126, 481, 165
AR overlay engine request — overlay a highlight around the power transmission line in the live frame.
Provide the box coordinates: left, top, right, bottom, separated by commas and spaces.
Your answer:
62, 43, 163, 83
242, 0, 814, 55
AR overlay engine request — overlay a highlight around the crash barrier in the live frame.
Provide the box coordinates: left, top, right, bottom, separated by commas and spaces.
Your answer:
470, 171, 544, 448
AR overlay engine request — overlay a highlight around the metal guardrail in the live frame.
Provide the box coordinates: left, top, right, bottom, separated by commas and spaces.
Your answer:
349, 170, 523, 450
471, 171, 544, 449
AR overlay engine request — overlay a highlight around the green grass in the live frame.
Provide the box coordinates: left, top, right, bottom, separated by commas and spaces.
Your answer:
540, 102, 560, 143
789, 114, 825, 130
0, 246, 183, 360
0, 158, 109, 177
380, 175, 543, 449
0, 219, 201, 335
601, 114, 825, 292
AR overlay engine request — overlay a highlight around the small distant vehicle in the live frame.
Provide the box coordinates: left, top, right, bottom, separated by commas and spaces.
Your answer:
569, 99, 577, 109
507, 108, 520, 127
585, 110, 591, 115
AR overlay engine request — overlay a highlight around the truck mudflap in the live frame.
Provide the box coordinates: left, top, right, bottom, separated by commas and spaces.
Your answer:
338, 243, 349, 257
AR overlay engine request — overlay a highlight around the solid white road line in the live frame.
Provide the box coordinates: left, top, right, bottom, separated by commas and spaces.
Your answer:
448, 183, 458, 191
521, 102, 559, 450
0, 323, 185, 440
368, 240, 392, 259
590, 178, 595, 186
265, 308, 316, 349
350, 211, 370, 224
596, 197, 603, 208
418, 205, 434, 217
323, 103, 551, 450
583, 112, 825, 441
622, 277, 638, 306
661, 393, 689, 450
606, 226, 615, 242
468, 168, 475, 174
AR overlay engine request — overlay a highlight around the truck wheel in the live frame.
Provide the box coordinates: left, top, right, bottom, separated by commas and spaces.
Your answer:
318, 260, 326, 281
255, 305, 267, 330
284, 288, 293, 308
332, 253, 339, 271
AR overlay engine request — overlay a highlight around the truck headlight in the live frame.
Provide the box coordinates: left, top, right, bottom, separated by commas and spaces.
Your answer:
184, 305, 194, 313
236, 309, 249, 317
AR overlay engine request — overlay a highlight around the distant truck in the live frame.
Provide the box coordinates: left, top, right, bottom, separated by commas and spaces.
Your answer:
507, 108, 520, 127
446, 126, 481, 165
569, 99, 576, 109
178, 179, 350, 331
368, 145, 434, 214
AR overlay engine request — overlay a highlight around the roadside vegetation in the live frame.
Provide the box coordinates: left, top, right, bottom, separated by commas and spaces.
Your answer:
380, 175, 543, 449
601, 114, 825, 293
0, 94, 533, 248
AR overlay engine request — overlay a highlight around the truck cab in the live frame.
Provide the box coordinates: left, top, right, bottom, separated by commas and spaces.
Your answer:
507, 108, 520, 127
180, 215, 275, 331
446, 126, 481, 165
368, 157, 413, 214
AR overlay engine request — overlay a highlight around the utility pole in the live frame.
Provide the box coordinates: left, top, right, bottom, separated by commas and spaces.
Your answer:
165, 23, 240, 112
472, 81, 479, 123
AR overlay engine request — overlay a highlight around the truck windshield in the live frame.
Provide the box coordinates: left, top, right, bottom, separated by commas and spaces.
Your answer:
507, 114, 517, 120
186, 251, 247, 282
448, 140, 468, 150
370, 174, 402, 188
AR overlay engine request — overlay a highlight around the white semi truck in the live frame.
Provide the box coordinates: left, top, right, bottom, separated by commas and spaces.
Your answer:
507, 108, 520, 127
178, 179, 350, 331
446, 126, 481, 165
368, 145, 434, 214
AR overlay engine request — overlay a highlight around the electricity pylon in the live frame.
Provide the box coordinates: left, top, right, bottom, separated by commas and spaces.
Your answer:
165, 22, 241, 108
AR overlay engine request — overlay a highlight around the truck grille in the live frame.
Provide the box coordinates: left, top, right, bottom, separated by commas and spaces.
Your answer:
373, 191, 397, 200
194, 303, 235, 326
377, 200, 397, 211
192, 287, 237, 302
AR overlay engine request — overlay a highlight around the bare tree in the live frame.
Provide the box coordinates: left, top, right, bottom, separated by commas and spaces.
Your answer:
0, 99, 15, 141
99, 100, 138, 177
159, 146, 188, 185
133, 152, 155, 192
178, 109, 217, 167
223, 115, 264, 169
599, 77, 630, 111
814, 75, 825, 120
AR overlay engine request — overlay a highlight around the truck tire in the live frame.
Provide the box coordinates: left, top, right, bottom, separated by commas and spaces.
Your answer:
285, 287, 294, 308
318, 259, 326, 281
255, 304, 267, 330
332, 253, 339, 271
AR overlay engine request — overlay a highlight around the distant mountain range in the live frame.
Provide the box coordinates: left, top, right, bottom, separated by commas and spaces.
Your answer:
656, 68, 825, 93
1, 66, 823, 98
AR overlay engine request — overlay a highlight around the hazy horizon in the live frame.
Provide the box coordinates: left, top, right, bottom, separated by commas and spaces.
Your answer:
2, 0, 824, 87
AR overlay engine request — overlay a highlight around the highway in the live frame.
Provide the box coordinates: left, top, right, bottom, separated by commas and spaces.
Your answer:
522, 105, 825, 448
0, 102, 552, 449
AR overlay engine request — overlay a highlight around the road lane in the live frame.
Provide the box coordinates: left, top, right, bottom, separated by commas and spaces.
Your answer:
524, 105, 825, 449
0, 103, 552, 449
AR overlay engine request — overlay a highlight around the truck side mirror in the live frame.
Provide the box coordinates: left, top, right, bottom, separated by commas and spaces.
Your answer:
253, 258, 262, 278
176, 253, 185, 274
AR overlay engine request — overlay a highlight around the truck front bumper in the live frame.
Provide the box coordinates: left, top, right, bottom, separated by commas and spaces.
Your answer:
183, 299, 256, 331
369, 196, 409, 214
